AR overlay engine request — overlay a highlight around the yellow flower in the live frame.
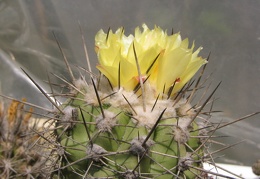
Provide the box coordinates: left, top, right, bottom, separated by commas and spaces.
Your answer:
95, 24, 207, 97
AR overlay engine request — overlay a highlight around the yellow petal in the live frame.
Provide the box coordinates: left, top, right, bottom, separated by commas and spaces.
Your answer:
95, 24, 207, 97
156, 47, 192, 92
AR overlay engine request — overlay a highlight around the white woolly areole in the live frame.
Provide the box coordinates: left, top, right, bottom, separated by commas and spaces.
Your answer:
173, 125, 190, 144
84, 85, 109, 105
96, 110, 117, 132
61, 106, 78, 129
62, 106, 77, 122
179, 152, 193, 171
74, 78, 88, 91
109, 88, 139, 109
132, 98, 177, 127
129, 136, 154, 155
86, 144, 107, 162
176, 100, 195, 118
178, 117, 193, 130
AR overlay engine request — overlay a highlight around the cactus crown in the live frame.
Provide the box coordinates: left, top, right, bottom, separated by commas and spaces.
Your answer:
93, 24, 207, 127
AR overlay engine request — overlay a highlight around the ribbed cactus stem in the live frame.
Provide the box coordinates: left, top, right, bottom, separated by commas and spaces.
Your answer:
53, 78, 205, 178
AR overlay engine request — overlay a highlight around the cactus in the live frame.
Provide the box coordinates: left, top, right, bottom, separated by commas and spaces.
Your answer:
50, 24, 212, 178
0, 99, 49, 178
252, 160, 260, 176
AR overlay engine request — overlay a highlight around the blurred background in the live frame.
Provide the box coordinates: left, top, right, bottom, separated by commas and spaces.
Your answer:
0, 0, 259, 166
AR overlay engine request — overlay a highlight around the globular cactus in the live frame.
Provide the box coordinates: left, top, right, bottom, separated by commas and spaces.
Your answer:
51, 24, 212, 178
252, 159, 260, 176
0, 99, 49, 178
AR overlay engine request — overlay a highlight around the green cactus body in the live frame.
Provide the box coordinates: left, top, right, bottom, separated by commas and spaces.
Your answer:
55, 81, 205, 178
